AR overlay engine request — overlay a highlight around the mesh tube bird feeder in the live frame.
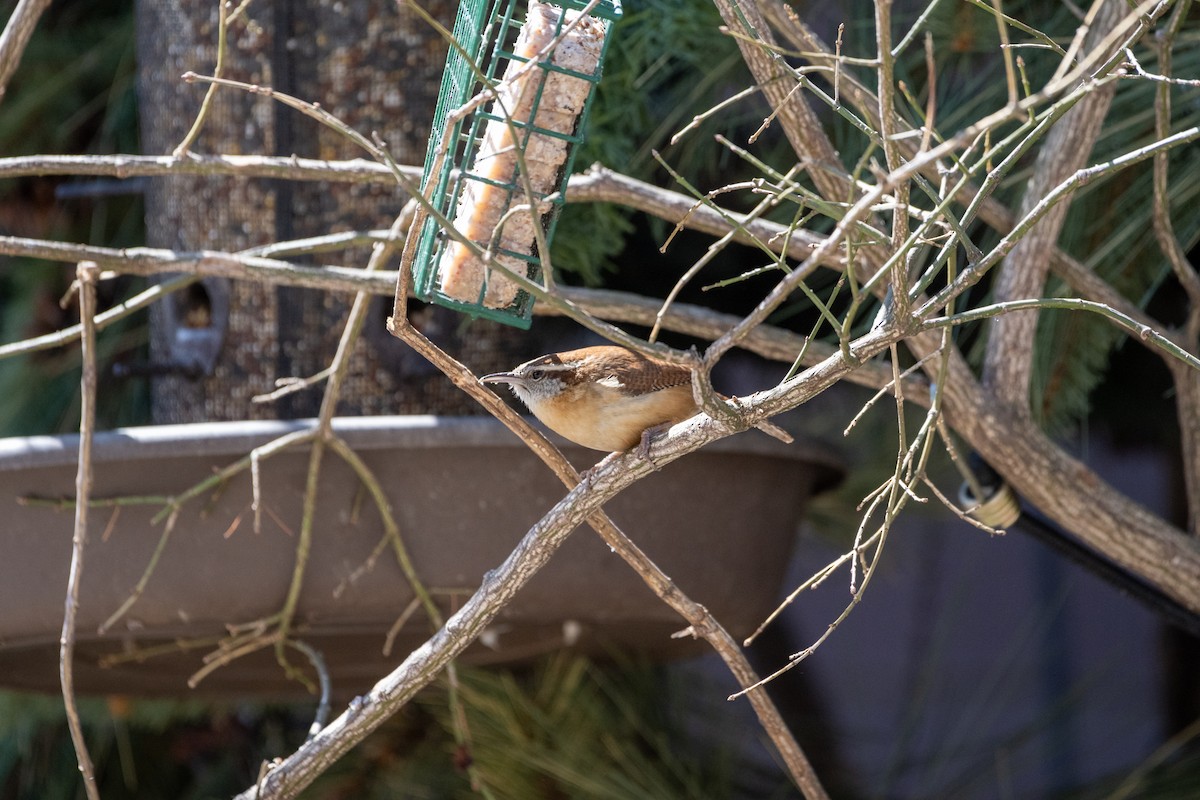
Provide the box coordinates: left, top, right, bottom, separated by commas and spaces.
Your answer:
403, 0, 621, 328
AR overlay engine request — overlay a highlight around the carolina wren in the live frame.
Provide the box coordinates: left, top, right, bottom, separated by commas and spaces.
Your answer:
481, 345, 791, 452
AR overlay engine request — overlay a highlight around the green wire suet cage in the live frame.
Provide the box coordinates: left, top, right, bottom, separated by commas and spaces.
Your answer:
408, 0, 622, 328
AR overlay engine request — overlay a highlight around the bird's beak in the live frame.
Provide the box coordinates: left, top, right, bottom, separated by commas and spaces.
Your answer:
480, 371, 519, 386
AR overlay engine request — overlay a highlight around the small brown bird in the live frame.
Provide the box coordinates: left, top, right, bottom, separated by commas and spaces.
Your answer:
481, 345, 791, 452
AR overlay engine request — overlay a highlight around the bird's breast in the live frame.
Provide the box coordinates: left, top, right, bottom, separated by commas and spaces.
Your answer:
532, 384, 697, 451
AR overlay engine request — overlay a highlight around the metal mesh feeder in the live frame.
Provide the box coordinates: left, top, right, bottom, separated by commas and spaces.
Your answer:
406, 0, 622, 328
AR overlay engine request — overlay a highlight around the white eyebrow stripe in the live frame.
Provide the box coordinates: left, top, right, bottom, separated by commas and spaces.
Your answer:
596, 375, 623, 389
520, 360, 575, 373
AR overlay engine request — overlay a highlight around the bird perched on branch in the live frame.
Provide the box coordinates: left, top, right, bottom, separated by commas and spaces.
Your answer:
481, 344, 792, 453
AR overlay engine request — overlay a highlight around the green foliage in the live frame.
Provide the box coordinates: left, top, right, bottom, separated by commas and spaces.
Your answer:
0, 269, 152, 437
550, 201, 636, 285
578, 0, 747, 176
443, 656, 732, 800
310, 654, 760, 800
0, 0, 147, 436
0, 0, 138, 157
0, 690, 234, 800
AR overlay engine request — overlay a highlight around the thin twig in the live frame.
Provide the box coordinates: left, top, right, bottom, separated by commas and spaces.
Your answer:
173, 0, 229, 155
272, 208, 412, 674
671, 84, 760, 145
326, 433, 443, 631
383, 598, 423, 658
920, 125, 1200, 321
874, 0, 912, 320
190, 631, 282, 689
60, 262, 102, 800
0, 273, 199, 361
251, 369, 336, 404
98, 505, 182, 634
0, 0, 53, 106
989, 0, 1020, 109
287, 640, 332, 740
1124, 46, 1200, 87
922, 297, 1200, 372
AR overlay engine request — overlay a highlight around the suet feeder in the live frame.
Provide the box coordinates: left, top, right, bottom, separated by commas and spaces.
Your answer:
407, 0, 622, 328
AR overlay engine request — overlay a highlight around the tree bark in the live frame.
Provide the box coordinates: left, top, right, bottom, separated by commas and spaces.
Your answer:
982, 0, 1124, 412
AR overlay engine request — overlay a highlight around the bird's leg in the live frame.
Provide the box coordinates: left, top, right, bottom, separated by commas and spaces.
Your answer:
635, 422, 672, 470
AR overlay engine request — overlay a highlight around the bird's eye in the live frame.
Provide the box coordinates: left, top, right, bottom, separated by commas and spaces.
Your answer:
529, 369, 545, 381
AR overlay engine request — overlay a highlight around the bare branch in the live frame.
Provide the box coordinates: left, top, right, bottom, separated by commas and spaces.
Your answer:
873, 0, 912, 318
710, 0, 853, 200
60, 262, 102, 800
1150, 0, 1200, 536
0, 235, 399, 293
981, 0, 1123, 412
569, 163, 836, 263
0, 0, 52, 106
0, 152, 406, 183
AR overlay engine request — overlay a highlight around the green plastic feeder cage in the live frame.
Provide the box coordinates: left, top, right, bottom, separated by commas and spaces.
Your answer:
408, 0, 622, 328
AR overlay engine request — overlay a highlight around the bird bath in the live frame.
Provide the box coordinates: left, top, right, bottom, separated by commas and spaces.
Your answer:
0, 416, 840, 698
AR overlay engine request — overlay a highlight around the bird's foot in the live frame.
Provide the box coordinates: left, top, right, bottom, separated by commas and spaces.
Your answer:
577, 465, 596, 489
636, 423, 671, 470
